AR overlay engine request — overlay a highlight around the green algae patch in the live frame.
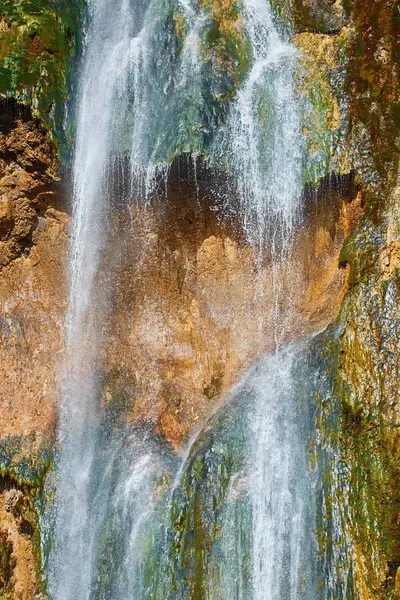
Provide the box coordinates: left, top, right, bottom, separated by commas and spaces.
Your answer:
0, 529, 12, 597
142, 396, 251, 600
0, 433, 53, 485
168, 442, 232, 599
157, 0, 252, 161
295, 29, 354, 186
338, 214, 385, 286
0, 0, 83, 138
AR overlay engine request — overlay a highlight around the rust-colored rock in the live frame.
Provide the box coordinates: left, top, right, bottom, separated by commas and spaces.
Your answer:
0, 121, 363, 452
0, 106, 60, 272
103, 173, 361, 448
0, 108, 68, 443
0, 481, 44, 599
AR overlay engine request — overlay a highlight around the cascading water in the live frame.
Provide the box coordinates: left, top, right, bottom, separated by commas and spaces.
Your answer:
145, 348, 317, 599
222, 0, 302, 247
47, 0, 209, 595
249, 351, 315, 599
47, 1, 144, 597
44, 0, 339, 597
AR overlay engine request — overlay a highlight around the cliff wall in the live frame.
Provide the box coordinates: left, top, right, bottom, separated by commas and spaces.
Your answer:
0, 0, 400, 597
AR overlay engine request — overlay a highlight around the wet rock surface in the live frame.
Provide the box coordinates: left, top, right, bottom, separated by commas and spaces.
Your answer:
0, 103, 68, 445
101, 165, 359, 448
0, 102, 62, 269
273, 0, 345, 33
0, 0, 400, 597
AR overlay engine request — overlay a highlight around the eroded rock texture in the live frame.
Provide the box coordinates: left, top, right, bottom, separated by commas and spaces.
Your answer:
0, 122, 358, 449
0, 101, 67, 444
104, 169, 359, 447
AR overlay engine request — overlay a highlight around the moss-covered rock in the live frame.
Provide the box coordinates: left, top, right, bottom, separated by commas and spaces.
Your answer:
0, 529, 13, 597
316, 5, 400, 590
200, 0, 251, 120
0, 0, 84, 140
142, 393, 252, 600
0, 435, 53, 599
295, 29, 353, 184
344, 0, 400, 194
272, 0, 345, 33
311, 205, 400, 598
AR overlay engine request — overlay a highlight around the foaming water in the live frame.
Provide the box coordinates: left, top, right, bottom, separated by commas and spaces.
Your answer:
146, 346, 317, 599
48, 423, 173, 600
66, 0, 302, 239
47, 2, 133, 598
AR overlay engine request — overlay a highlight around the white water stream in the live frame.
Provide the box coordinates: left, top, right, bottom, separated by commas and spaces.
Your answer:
249, 351, 314, 600
227, 0, 302, 247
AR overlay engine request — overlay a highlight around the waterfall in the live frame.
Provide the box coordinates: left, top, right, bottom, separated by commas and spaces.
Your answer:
45, 0, 318, 597
48, 421, 174, 600
226, 0, 302, 247
225, 11, 308, 595
47, 0, 206, 595
150, 348, 317, 599
47, 1, 139, 597
248, 351, 315, 600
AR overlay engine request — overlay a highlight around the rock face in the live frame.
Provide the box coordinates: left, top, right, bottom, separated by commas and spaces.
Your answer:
310, 1, 400, 595
273, 0, 345, 33
0, 102, 60, 267
307, 205, 400, 598
0, 122, 361, 595
0, 479, 45, 600
0, 0, 82, 135
0, 101, 67, 444
0, 123, 359, 449
0, 102, 66, 597
0, 0, 400, 598
104, 169, 360, 447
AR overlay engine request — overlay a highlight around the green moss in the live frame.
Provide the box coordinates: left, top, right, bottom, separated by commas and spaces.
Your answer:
192, 489, 205, 600
0, 433, 55, 593
141, 415, 245, 599
0, 0, 84, 141
199, 0, 252, 126
0, 434, 53, 484
0, 467, 51, 595
338, 214, 383, 285
296, 29, 354, 186
0, 530, 13, 597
